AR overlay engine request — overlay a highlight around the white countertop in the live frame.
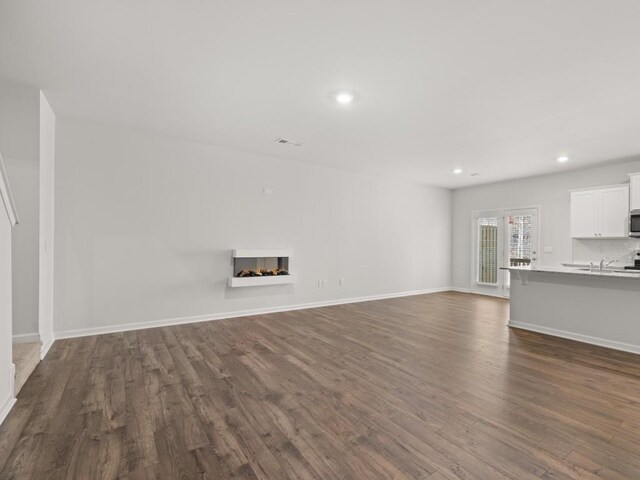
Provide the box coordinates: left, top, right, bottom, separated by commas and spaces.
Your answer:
501, 265, 640, 279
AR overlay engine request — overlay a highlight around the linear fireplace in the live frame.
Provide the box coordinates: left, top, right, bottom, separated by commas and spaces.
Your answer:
228, 249, 295, 287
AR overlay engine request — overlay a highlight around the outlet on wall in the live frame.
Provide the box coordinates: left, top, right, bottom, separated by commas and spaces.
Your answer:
339, 278, 344, 286
317, 280, 326, 288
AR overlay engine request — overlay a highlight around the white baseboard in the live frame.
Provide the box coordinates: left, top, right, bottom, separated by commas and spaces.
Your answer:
450, 287, 472, 293
40, 336, 54, 360
0, 394, 17, 427
54, 287, 454, 340
450, 286, 507, 297
0, 363, 16, 425
476, 291, 509, 298
10, 363, 15, 397
12, 333, 40, 344
450, 287, 509, 298
508, 321, 640, 355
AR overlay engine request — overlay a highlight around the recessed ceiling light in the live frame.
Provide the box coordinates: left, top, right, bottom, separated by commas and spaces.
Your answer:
334, 91, 355, 105
557, 155, 569, 163
453, 168, 463, 175
274, 137, 304, 147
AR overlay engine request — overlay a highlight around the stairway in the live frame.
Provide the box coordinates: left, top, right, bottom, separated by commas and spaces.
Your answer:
13, 342, 41, 394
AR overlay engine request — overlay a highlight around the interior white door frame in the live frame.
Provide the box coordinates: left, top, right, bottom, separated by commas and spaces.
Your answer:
471, 205, 541, 298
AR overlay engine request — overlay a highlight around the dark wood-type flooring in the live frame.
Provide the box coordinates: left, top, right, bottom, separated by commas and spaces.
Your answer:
1, 291, 640, 479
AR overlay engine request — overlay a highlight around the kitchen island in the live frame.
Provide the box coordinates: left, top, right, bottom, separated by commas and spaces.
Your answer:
504, 265, 640, 354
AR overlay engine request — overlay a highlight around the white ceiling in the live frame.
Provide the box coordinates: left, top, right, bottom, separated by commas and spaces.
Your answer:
2, 0, 640, 188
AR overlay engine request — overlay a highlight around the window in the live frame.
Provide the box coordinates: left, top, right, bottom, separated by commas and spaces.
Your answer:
508, 214, 533, 266
478, 217, 498, 284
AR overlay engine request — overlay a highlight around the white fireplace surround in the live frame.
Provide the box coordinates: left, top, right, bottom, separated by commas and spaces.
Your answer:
228, 249, 295, 287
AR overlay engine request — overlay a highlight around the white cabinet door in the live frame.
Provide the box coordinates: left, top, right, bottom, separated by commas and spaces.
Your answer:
630, 174, 640, 211
599, 186, 629, 238
570, 190, 598, 238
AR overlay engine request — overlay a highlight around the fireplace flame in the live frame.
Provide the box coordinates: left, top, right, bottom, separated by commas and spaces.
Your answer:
236, 268, 289, 278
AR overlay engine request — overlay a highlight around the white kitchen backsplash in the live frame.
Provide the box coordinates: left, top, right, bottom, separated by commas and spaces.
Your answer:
573, 238, 640, 266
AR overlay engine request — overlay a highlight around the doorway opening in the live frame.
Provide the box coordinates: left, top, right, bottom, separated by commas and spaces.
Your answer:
471, 207, 539, 297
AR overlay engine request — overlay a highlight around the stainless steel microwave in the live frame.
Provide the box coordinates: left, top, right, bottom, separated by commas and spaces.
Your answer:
631, 211, 640, 237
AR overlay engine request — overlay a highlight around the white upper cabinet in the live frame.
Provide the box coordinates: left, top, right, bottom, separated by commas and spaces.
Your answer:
570, 190, 598, 238
599, 186, 630, 237
570, 185, 629, 239
629, 173, 640, 211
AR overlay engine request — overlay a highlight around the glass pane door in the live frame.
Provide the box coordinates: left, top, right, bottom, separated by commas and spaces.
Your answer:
504, 208, 538, 290
472, 208, 538, 297
478, 217, 499, 285
472, 211, 505, 296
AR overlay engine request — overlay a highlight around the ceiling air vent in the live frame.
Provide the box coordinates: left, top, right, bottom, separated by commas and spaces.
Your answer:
274, 137, 304, 147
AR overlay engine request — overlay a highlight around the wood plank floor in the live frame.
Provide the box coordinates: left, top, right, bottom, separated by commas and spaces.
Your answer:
1, 291, 640, 479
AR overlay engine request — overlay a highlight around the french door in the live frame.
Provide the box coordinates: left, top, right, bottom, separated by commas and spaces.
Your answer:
472, 208, 538, 297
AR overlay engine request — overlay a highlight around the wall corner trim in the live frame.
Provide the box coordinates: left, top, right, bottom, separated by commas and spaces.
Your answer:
0, 396, 17, 427
40, 337, 54, 360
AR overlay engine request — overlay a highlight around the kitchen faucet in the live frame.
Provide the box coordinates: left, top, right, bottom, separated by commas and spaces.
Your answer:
599, 258, 615, 271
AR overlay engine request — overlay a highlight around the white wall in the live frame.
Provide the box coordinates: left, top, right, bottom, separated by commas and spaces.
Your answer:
54, 119, 452, 336
3, 159, 38, 337
573, 237, 640, 266
0, 81, 39, 162
452, 157, 640, 290
38, 92, 55, 354
0, 80, 40, 338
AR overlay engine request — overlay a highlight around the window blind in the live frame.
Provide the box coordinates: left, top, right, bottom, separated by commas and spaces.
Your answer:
478, 218, 498, 284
